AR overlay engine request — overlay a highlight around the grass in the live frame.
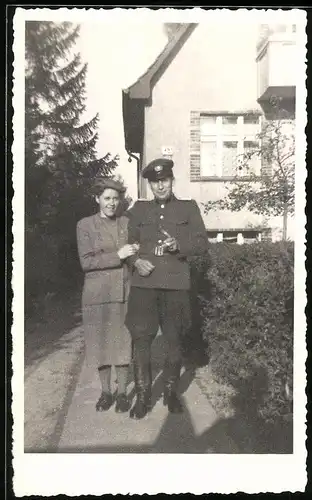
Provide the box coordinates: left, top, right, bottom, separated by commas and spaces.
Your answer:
195, 365, 236, 420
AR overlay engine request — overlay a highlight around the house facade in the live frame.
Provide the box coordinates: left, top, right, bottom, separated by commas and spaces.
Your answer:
122, 22, 296, 243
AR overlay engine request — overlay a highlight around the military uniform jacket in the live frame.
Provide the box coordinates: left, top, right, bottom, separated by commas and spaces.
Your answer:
127, 195, 208, 290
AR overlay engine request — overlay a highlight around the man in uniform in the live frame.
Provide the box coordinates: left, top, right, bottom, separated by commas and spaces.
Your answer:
125, 158, 209, 419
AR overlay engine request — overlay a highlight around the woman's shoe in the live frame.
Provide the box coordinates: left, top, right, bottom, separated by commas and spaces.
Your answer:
96, 392, 113, 412
115, 393, 131, 413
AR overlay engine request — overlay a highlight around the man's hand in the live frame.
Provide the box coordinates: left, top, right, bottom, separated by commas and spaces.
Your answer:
134, 258, 155, 277
163, 237, 180, 253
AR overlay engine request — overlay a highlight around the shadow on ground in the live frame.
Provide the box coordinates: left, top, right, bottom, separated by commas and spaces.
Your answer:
222, 364, 293, 454
25, 284, 292, 455
202, 364, 293, 454
55, 347, 292, 454
53, 405, 215, 453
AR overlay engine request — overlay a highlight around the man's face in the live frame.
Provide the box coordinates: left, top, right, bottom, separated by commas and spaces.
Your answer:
149, 176, 173, 201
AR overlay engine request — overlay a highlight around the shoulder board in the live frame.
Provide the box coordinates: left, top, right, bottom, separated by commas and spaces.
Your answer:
127, 199, 151, 211
177, 197, 193, 202
127, 199, 148, 209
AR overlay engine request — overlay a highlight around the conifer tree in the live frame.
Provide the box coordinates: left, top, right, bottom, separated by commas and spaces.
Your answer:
25, 21, 118, 233
25, 21, 119, 295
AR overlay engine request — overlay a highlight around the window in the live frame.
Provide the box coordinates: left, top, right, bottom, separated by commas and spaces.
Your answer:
243, 140, 261, 175
206, 231, 218, 243
222, 115, 238, 135
223, 231, 239, 244
242, 230, 262, 244
223, 116, 238, 124
200, 114, 262, 178
207, 230, 262, 244
200, 115, 217, 134
222, 141, 238, 175
243, 115, 260, 124
200, 141, 218, 177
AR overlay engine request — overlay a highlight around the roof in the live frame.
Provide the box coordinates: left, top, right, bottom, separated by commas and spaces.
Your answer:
122, 23, 198, 154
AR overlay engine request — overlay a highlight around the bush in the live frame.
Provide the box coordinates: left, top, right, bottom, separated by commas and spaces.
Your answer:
25, 227, 83, 317
197, 241, 294, 425
25, 230, 59, 300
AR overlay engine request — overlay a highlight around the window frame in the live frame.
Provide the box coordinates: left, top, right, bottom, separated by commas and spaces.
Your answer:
199, 113, 262, 180
206, 229, 263, 244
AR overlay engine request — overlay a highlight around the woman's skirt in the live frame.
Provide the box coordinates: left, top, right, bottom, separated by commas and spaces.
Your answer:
82, 302, 132, 367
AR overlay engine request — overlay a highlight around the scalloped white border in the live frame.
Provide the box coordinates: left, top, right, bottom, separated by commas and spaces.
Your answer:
11, 7, 307, 496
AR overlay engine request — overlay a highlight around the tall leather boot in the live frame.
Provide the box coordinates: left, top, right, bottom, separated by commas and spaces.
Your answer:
129, 346, 151, 420
163, 361, 184, 414
146, 360, 153, 412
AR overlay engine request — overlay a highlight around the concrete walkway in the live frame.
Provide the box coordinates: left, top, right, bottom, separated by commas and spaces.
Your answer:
58, 334, 240, 453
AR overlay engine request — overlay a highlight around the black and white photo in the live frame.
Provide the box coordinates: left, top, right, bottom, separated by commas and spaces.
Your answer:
12, 7, 307, 496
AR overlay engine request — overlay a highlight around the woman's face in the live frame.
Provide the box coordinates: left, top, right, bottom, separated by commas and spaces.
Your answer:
96, 188, 120, 218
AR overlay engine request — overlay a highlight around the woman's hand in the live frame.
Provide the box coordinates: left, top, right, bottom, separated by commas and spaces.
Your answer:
117, 243, 140, 260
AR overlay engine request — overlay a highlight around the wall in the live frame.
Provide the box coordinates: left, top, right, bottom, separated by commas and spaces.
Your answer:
143, 22, 267, 231
257, 45, 269, 99
268, 37, 297, 88
79, 22, 168, 202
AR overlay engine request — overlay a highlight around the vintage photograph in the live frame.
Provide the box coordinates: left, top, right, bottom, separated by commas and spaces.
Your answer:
12, 6, 307, 496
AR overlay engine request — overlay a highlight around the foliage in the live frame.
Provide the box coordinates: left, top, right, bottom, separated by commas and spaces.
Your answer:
25, 21, 122, 311
196, 241, 294, 425
163, 23, 184, 39
25, 21, 118, 232
203, 97, 295, 240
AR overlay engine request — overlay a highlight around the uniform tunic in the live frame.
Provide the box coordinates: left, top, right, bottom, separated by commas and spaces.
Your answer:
125, 195, 208, 346
126, 195, 208, 290
76, 213, 132, 367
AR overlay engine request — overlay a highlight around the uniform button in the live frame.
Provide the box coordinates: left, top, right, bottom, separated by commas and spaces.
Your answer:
160, 215, 164, 219
161, 204, 165, 209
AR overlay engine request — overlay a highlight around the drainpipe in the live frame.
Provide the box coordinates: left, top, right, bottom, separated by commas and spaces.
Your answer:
127, 150, 141, 200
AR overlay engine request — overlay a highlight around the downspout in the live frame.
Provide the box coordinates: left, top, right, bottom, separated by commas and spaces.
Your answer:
127, 150, 141, 200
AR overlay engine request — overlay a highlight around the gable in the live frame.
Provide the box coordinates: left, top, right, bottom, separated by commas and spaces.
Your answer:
122, 23, 197, 154
147, 23, 262, 113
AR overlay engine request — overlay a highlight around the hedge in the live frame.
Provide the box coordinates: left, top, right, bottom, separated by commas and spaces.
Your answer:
25, 228, 83, 316
193, 241, 294, 426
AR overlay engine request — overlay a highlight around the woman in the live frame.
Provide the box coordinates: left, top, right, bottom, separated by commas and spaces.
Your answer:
76, 177, 139, 413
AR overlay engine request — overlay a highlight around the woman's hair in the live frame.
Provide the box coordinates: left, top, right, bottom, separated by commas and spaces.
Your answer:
90, 177, 126, 197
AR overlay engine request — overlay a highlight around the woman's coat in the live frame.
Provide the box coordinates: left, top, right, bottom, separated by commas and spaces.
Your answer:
77, 213, 130, 306
76, 212, 131, 367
